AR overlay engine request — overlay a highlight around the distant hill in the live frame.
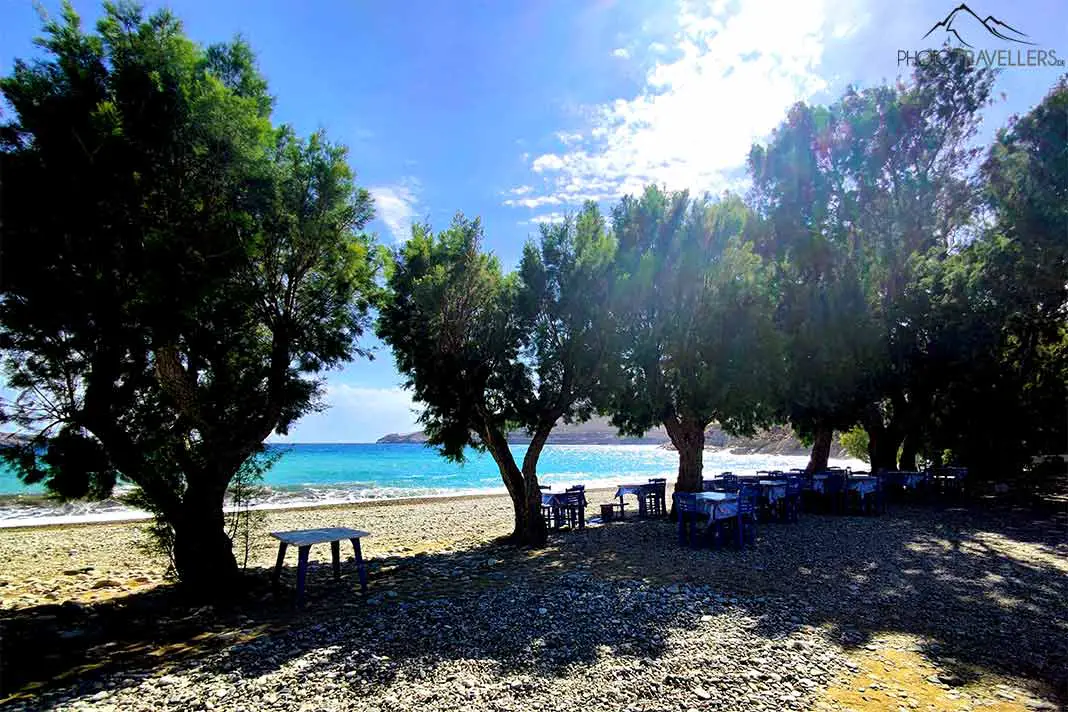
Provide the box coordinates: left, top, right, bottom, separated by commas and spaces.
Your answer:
377, 416, 666, 445
0, 432, 33, 448
376, 417, 843, 457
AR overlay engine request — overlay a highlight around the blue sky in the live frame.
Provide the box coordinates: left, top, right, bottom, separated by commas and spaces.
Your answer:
2, 0, 1065, 442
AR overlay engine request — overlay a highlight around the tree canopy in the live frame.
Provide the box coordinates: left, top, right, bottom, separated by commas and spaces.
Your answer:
377, 204, 615, 545
748, 53, 997, 472
0, 2, 377, 592
602, 186, 781, 492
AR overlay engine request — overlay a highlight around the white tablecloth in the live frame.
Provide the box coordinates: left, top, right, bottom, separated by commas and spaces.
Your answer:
694, 492, 739, 522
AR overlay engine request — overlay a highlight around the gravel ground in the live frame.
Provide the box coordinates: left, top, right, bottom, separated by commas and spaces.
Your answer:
0, 489, 1065, 711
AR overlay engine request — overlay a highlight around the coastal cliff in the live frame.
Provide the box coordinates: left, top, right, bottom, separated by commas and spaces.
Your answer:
376, 417, 667, 446
0, 432, 33, 448
376, 417, 843, 457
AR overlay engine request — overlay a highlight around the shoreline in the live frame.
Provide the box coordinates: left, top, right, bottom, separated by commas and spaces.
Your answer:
0, 485, 626, 532
0, 452, 867, 531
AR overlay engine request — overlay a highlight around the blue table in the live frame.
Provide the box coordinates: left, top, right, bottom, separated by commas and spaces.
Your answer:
271, 526, 369, 607
881, 471, 927, 489
757, 479, 788, 504
693, 492, 740, 548
694, 491, 739, 522
615, 483, 654, 518
541, 487, 587, 529
848, 476, 878, 496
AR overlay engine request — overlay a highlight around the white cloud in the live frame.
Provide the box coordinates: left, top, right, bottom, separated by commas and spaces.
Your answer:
507, 185, 533, 196
555, 131, 584, 145
612, 47, 631, 59
648, 41, 669, 54
532, 154, 567, 173
518, 211, 568, 227
503, 195, 563, 209
370, 179, 420, 242
505, 0, 868, 209
268, 385, 421, 443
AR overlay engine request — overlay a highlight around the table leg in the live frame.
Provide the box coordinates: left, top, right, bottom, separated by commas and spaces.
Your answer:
350, 538, 368, 593
295, 545, 310, 607
331, 540, 341, 581
272, 542, 288, 591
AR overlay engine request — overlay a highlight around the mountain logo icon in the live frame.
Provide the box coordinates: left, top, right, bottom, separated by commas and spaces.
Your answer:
922, 3, 1035, 48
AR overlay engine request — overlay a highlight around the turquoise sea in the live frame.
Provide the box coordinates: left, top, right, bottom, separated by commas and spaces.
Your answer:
0, 443, 861, 527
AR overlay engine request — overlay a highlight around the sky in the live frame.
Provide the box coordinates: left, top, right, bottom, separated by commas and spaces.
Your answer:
1, 0, 1065, 442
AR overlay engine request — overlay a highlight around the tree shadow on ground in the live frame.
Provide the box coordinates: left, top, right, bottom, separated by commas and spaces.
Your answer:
2, 500, 1065, 708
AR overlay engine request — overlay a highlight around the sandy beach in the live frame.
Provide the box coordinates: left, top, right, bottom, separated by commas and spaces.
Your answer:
1, 489, 1066, 711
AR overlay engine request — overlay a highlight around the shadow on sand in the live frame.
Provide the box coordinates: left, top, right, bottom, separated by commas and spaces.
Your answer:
2, 499, 1065, 706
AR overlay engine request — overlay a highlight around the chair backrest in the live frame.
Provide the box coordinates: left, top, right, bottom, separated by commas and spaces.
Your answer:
674, 492, 699, 513
737, 485, 759, 514
673, 492, 700, 514
824, 473, 847, 494
785, 476, 803, 496
566, 484, 585, 492
560, 491, 584, 506
648, 477, 667, 485
539, 485, 551, 491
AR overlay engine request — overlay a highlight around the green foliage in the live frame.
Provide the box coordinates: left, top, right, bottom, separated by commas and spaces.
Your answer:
378, 215, 525, 461
605, 187, 781, 439
377, 204, 616, 543
897, 78, 1068, 477
516, 203, 618, 428
225, 449, 279, 570
0, 2, 376, 590
838, 427, 870, 464
749, 53, 996, 471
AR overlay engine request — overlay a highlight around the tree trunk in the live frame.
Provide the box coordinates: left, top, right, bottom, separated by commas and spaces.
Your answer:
172, 483, 239, 598
865, 422, 904, 473
519, 427, 551, 547
664, 416, 705, 493
898, 430, 919, 471
806, 425, 833, 474
483, 424, 547, 547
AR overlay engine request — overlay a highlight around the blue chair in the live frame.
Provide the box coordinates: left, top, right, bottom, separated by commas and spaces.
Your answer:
784, 476, 803, 522
643, 478, 668, 517
562, 485, 587, 528
868, 477, 886, 516
735, 485, 759, 547
674, 492, 703, 547
539, 487, 558, 529
822, 472, 847, 514
718, 473, 740, 493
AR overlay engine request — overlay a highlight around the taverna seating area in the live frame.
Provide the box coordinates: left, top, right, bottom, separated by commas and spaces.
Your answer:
538, 466, 969, 550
